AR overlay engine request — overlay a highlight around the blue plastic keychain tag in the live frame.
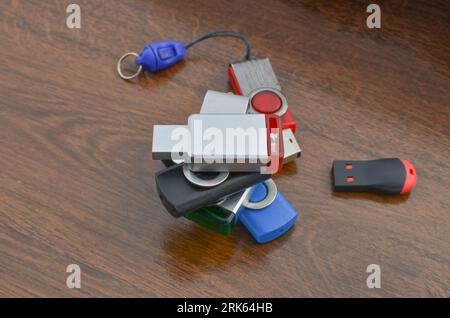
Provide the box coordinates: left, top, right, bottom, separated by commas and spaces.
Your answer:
117, 41, 186, 80
117, 30, 251, 80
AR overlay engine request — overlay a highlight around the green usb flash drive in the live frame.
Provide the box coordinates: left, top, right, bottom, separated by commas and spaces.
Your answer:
184, 188, 252, 235
185, 206, 236, 235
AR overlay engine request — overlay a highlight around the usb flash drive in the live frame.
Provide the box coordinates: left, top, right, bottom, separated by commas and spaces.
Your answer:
228, 58, 297, 133
332, 158, 417, 194
200, 90, 300, 164
161, 151, 254, 234
152, 113, 284, 173
155, 163, 271, 217
185, 187, 253, 235
199, 90, 249, 114
239, 180, 298, 243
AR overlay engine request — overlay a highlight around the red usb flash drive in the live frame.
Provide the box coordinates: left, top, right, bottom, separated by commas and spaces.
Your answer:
332, 158, 417, 194
228, 58, 297, 133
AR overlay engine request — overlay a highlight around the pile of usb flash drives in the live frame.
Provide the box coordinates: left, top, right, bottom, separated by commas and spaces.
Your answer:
152, 58, 301, 244
118, 32, 417, 244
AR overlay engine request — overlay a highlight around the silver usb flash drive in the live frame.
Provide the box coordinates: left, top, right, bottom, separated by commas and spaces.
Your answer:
152, 113, 281, 172
230, 58, 281, 95
199, 90, 249, 114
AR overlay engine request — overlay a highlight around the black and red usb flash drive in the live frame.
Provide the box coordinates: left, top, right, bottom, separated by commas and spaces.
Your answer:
332, 158, 416, 194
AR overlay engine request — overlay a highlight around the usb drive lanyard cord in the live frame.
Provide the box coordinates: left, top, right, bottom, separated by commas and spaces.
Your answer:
117, 30, 252, 80
185, 30, 252, 61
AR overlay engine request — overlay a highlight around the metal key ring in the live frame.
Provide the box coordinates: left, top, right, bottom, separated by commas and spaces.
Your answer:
243, 179, 277, 210
117, 52, 142, 80
182, 164, 229, 188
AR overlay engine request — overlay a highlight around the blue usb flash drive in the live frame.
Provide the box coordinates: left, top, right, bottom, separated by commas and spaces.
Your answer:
239, 182, 298, 244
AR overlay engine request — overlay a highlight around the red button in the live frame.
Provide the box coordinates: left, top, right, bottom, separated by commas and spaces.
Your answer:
251, 91, 282, 114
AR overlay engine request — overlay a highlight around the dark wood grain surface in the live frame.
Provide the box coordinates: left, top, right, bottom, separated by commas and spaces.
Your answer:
0, 0, 449, 297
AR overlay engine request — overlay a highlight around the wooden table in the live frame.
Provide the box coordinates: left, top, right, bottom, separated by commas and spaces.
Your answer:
0, 0, 448, 297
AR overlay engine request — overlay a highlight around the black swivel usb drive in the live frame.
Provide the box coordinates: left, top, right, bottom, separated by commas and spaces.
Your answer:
155, 164, 271, 217
332, 158, 417, 195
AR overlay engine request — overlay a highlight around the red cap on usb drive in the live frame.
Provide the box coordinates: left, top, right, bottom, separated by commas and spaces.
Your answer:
400, 159, 417, 194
